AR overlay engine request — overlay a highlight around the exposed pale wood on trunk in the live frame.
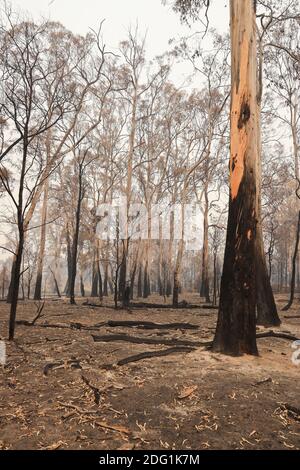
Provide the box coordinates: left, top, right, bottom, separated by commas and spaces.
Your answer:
213, 0, 259, 356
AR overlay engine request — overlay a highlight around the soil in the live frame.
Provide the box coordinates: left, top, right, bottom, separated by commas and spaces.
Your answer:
0, 294, 299, 450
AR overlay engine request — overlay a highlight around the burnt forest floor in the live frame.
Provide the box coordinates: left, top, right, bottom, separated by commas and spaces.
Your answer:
0, 293, 299, 450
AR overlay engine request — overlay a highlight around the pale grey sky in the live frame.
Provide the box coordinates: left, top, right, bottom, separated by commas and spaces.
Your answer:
13, 1, 229, 78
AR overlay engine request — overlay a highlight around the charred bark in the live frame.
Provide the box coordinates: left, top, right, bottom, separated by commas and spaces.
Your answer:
137, 265, 143, 298
213, 0, 258, 356
200, 189, 211, 302
282, 210, 300, 311
256, 224, 281, 326
80, 275, 85, 297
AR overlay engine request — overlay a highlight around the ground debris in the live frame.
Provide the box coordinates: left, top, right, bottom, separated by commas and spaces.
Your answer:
43, 358, 82, 376
178, 385, 198, 399
92, 333, 207, 348
107, 320, 199, 330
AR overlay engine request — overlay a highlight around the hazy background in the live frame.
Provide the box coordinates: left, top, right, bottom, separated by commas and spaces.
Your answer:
0, 1, 230, 259
12, 0, 229, 85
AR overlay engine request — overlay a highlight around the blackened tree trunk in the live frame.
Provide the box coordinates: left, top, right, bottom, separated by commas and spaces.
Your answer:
158, 253, 163, 296
103, 255, 108, 297
27, 269, 32, 299
130, 259, 138, 300
173, 269, 180, 308
64, 228, 72, 296
200, 187, 211, 302
137, 265, 143, 298
80, 275, 85, 297
51, 269, 61, 298
34, 131, 51, 300
256, 225, 281, 325
212, 251, 218, 307
7, 260, 16, 304
118, 255, 126, 301
8, 132, 29, 340
282, 210, 300, 311
33, 178, 49, 300
91, 255, 99, 297
69, 161, 85, 305
213, 0, 258, 356
9, 238, 24, 340
143, 260, 150, 298
255, 34, 280, 327
172, 205, 185, 308
98, 258, 103, 301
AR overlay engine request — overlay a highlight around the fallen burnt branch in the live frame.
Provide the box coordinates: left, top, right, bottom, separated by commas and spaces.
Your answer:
103, 346, 196, 368
16, 321, 74, 329
92, 333, 208, 347
82, 299, 207, 310
107, 320, 199, 330
81, 375, 101, 405
284, 315, 300, 319
16, 321, 106, 331
201, 305, 219, 310
16, 318, 200, 333
96, 330, 299, 356
129, 301, 202, 309
15, 301, 45, 326
256, 331, 299, 341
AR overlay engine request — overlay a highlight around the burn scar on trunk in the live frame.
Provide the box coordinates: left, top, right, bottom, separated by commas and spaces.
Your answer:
230, 33, 251, 200
238, 102, 251, 129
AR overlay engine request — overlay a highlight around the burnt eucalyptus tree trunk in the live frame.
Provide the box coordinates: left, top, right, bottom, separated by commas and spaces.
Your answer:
200, 187, 210, 302
137, 265, 143, 298
80, 275, 85, 297
212, 251, 218, 307
33, 178, 49, 300
6, 261, 16, 303
143, 260, 151, 298
130, 251, 140, 300
255, 177, 279, 326
69, 160, 85, 305
283, 210, 300, 311
103, 246, 109, 297
8, 130, 29, 340
50, 268, 61, 298
9, 237, 24, 340
118, 256, 127, 301
172, 203, 185, 307
34, 131, 51, 300
97, 255, 103, 301
64, 228, 72, 296
213, 0, 258, 356
91, 255, 99, 297
255, 34, 280, 327
255, 224, 281, 325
